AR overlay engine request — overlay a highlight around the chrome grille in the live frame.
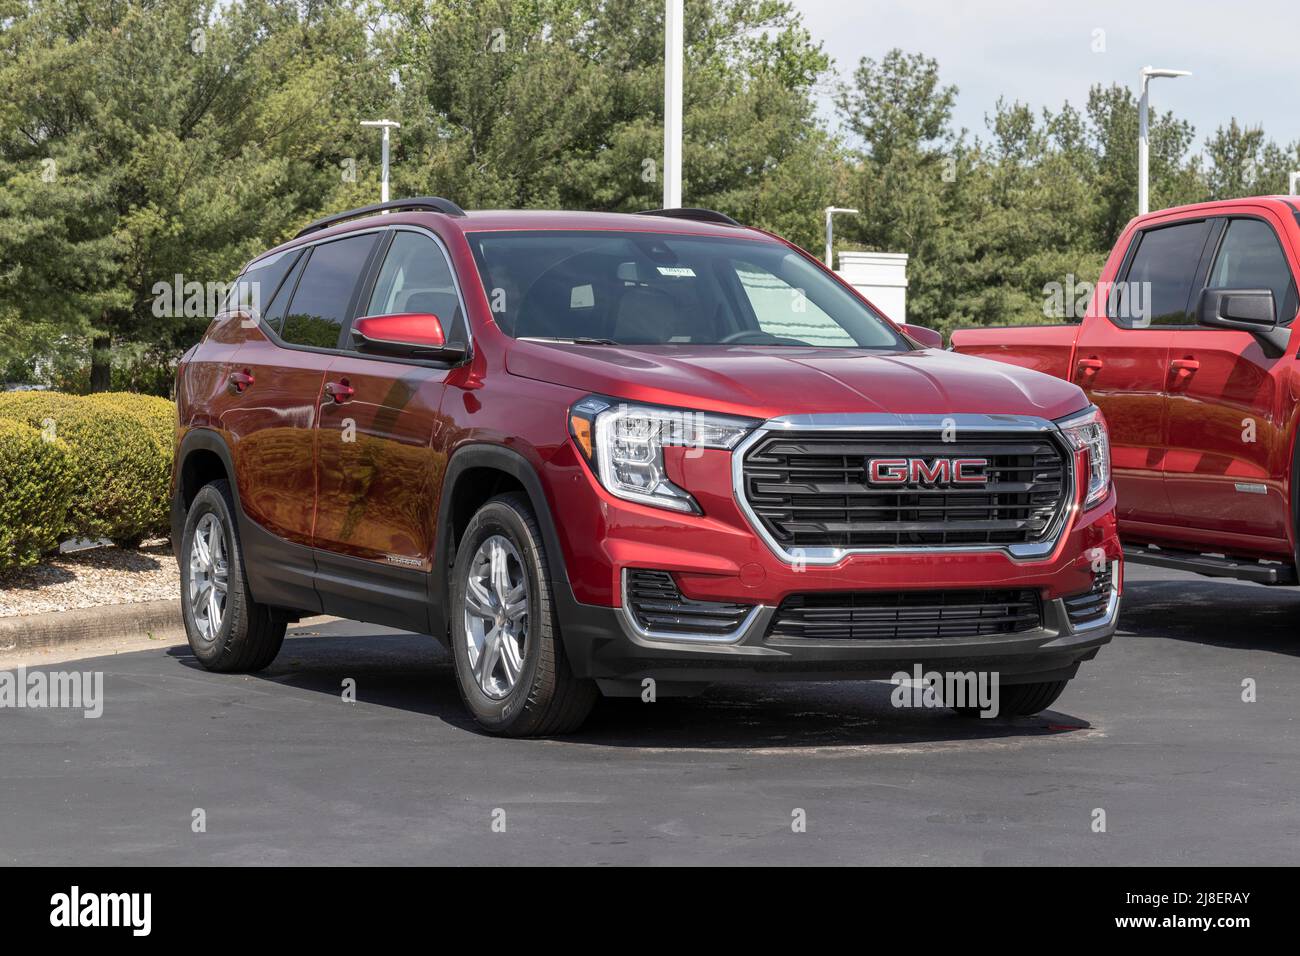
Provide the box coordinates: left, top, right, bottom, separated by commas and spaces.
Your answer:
740, 430, 1069, 551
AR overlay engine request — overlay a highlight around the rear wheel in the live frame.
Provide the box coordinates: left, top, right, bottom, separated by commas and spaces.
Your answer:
449, 492, 597, 736
180, 480, 285, 672
952, 679, 1069, 718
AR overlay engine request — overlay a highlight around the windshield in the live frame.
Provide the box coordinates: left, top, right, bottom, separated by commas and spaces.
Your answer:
466, 230, 907, 349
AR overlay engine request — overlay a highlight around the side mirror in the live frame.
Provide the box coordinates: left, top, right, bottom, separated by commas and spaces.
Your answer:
1196, 288, 1288, 354
350, 313, 466, 361
902, 323, 943, 349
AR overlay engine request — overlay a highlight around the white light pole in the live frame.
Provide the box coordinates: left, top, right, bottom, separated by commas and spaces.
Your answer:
1290, 171, 1300, 196
824, 207, 859, 267
1138, 67, 1190, 216
360, 119, 401, 204
663, 0, 683, 208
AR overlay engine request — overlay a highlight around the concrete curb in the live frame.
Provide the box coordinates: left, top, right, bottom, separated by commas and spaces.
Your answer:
0, 600, 184, 653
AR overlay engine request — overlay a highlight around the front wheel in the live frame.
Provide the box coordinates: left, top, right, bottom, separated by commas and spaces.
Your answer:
449, 492, 597, 736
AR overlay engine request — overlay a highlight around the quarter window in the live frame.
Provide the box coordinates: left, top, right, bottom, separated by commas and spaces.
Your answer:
224, 248, 301, 323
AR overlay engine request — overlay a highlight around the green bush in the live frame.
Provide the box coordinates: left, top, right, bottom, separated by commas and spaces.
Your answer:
0, 391, 175, 547
93, 392, 176, 452
0, 418, 74, 571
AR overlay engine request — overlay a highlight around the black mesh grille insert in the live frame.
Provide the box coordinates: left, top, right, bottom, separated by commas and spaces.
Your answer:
625, 569, 753, 636
741, 430, 1068, 550
1062, 563, 1113, 626
767, 589, 1042, 641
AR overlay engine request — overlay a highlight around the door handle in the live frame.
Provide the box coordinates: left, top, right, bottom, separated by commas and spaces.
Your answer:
324, 380, 355, 403
1076, 357, 1104, 377
227, 369, 254, 394
1169, 357, 1200, 383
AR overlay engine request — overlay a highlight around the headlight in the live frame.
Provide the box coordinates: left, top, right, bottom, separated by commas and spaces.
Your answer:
569, 397, 757, 513
1058, 406, 1111, 509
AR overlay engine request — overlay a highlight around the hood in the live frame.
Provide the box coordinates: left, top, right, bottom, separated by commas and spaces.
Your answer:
505, 342, 1090, 422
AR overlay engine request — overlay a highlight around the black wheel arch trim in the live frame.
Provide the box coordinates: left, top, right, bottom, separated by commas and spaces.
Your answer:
430, 443, 576, 646
172, 428, 243, 558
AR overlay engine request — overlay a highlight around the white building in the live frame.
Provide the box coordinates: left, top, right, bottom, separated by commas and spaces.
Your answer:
836, 251, 908, 323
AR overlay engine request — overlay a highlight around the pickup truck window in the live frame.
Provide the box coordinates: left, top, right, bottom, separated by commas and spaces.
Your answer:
1117, 220, 1212, 328
1207, 218, 1298, 323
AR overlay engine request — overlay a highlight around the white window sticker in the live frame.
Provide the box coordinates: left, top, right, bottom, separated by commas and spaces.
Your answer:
570, 284, 594, 308
656, 266, 696, 278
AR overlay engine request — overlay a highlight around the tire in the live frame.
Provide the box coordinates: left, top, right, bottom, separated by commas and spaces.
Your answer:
952, 679, 1069, 718
449, 492, 598, 736
180, 479, 285, 673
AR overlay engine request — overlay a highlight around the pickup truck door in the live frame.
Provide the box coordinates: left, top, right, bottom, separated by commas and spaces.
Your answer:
1072, 219, 1216, 526
1163, 211, 1300, 544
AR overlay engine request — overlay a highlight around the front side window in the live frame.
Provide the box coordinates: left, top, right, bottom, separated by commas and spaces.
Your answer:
281, 234, 379, 348
1207, 218, 1298, 323
364, 231, 465, 347
465, 230, 906, 349
1117, 220, 1212, 328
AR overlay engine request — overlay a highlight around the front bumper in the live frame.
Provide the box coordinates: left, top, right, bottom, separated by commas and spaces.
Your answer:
557, 570, 1118, 692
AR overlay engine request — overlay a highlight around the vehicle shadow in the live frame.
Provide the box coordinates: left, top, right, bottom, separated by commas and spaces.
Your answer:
1118, 575, 1300, 657
167, 623, 1093, 750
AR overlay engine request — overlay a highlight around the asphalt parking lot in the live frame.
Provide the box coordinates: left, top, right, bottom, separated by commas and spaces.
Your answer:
2, 563, 1297, 866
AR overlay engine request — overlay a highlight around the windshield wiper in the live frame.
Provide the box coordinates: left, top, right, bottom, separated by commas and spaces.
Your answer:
521, 336, 620, 346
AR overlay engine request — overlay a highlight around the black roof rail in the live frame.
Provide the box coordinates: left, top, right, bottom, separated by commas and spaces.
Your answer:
295, 196, 467, 238
637, 207, 742, 227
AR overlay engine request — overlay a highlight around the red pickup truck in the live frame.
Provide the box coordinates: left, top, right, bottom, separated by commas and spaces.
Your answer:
952, 196, 1300, 585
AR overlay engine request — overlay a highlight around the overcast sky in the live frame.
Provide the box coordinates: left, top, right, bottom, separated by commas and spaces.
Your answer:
791, 0, 1300, 153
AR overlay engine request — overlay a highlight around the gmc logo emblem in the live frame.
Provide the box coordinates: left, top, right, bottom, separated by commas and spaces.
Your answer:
865, 457, 989, 486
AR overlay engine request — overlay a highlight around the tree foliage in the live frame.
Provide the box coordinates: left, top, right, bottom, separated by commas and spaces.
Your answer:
1, 3, 1297, 386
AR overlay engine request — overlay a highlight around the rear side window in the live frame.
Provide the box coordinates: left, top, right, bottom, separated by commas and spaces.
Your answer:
1207, 218, 1298, 323
1118, 220, 1213, 327
281, 234, 379, 348
364, 231, 465, 347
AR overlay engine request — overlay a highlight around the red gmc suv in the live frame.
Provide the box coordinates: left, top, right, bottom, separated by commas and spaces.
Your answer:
953, 196, 1300, 589
172, 198, 1120, 736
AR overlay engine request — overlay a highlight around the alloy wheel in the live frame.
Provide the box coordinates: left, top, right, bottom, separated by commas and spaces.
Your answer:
188, 511, 229, 641
462, 534, 530, 699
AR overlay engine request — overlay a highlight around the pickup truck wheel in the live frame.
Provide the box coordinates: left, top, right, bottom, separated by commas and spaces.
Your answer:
450, 492, 598, 737
180, 480, 286, 673
952, 679, 1069, 718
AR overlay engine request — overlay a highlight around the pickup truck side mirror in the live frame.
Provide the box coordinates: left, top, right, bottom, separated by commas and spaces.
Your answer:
1196, 288, 1289, 355
901, 323, 943, 349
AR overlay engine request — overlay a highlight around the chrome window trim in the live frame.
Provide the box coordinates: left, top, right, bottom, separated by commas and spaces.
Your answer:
731, 412, 1079, 565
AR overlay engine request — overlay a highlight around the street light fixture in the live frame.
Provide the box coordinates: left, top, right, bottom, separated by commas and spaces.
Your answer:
360, 119, 401, 205
824, 207, 859, 268
1138, 67, 1191, 216
663, 0, 683, 208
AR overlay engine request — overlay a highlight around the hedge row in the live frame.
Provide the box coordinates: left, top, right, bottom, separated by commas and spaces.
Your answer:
0, 391, 175, 571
